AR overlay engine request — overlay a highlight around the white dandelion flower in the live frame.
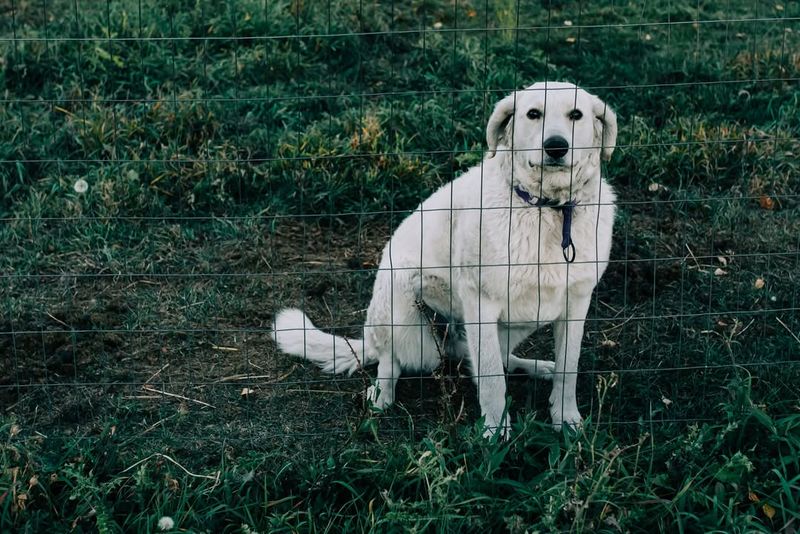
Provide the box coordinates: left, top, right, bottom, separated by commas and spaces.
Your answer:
157, 516, 175, 531
73, 178, 89, 194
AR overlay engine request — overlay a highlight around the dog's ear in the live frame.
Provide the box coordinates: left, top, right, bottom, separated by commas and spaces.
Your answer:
592, 95, 618, 161
486, 92, 517, 158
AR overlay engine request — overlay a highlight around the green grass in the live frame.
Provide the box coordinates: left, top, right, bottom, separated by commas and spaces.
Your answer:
3, 379, 800, 532
2, 0, 800, 532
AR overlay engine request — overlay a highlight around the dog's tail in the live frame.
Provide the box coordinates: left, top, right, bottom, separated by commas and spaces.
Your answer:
271, 308, 375, 375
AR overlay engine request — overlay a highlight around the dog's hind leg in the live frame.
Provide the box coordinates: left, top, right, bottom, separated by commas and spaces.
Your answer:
506, 354, 556, 380
364, 272, 443, 410
366, 352, 401, 410
440, 324, 555, 380
498, 325, 555, 380
365, 321, 439, 409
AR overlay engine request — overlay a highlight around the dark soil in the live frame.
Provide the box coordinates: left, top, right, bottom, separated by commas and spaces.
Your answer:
3, 198, 799, 469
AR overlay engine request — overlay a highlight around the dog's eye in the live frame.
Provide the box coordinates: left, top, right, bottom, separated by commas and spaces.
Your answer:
568, 109, 583, 120
526, 109, 542, 120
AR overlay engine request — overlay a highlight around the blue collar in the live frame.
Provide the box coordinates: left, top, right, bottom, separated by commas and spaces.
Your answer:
514, 185, 577, 263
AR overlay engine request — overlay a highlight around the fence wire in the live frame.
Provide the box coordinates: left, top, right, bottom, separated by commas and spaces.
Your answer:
1, 1, 799, 455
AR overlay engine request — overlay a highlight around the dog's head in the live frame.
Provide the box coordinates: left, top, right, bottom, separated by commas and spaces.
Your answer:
486, 81, 617, 192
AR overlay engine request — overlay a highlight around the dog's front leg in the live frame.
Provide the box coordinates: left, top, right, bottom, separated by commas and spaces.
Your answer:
462, 293, 509, 439
550, 292, 593, 430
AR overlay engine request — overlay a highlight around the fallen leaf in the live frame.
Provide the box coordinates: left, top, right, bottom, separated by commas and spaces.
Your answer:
714, 268, 727, 276
601, 339, 618, 348
717, 256, 728, 266
754, 278, 765, 289
748, 491, 760, 502
763, 502, 776, 519
759, 195, 775, 210
648, 182, 661, 192
241, 387, 255, 397
166, 476, 180, 492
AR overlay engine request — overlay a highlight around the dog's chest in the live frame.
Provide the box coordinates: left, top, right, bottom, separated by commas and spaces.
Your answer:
493, 262, 587, 325
498, 281, 564, 325
486, 209, 602, 324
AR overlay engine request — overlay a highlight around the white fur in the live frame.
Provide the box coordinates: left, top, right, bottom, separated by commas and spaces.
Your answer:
272, 81, 618, 438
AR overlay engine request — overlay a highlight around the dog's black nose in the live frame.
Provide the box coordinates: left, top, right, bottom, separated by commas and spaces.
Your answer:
543, 136, 569, 159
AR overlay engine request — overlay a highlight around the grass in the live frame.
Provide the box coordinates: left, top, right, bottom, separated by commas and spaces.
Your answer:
1, 0, 800, 531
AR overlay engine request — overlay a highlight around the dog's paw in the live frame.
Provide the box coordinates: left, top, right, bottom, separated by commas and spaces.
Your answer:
482, 413, 512, 441
366, 385, 393, 411
550, 408, 583, 432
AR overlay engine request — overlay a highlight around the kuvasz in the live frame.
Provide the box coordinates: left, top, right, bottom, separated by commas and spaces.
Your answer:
272, 81, 618, 437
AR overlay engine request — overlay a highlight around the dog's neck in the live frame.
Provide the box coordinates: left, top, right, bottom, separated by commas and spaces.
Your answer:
512, 184, 578, 263
512, 184, 574, 209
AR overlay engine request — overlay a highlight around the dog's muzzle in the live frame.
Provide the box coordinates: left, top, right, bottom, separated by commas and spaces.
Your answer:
527, 136, 575, 168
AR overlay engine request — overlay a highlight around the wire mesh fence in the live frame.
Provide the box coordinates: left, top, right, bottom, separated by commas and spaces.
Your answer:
2, 0, 799, 472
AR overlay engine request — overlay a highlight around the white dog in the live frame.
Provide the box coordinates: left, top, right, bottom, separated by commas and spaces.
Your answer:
272, 81, 617, 437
